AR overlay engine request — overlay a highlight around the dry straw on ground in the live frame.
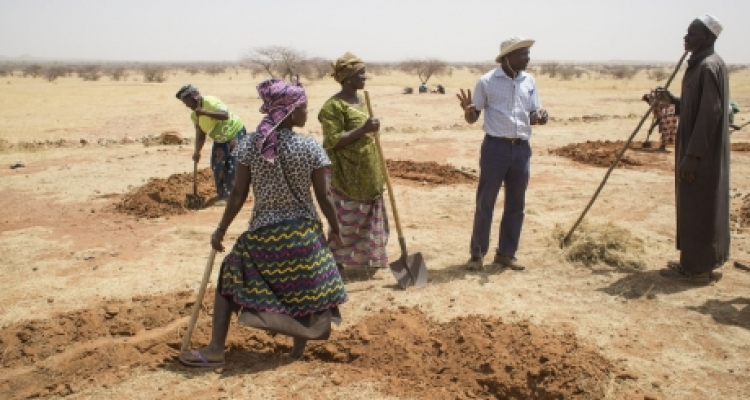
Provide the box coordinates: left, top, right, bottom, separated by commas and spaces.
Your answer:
553, 221, 647, 270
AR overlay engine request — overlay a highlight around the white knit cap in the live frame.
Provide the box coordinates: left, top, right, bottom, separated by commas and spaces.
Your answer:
697, 14, 723, 37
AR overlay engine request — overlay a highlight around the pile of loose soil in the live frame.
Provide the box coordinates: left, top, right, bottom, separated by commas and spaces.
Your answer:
115, 168, 217, 218
732, 142, 750, 152
1, 292, 614, 400
730, 193, 750, 230
550, 140, 645, 168
554, 222, 647, 270
310, 306, 613, 399
387, 159, 477, 185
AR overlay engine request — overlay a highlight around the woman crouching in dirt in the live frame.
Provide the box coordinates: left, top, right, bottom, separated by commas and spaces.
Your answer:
317, 52, 389, 271
176, 85, 247, 205
179, 79, 347, 367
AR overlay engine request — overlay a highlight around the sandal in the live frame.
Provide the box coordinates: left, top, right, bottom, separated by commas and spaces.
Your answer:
179, 349, 225, 368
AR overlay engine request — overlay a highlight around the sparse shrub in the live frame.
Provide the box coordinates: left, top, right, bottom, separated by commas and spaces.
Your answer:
0, 66, 13, 77
142, 65, 167, 83
647, 67, 669, 81
540, 63, 560, 78
185, 66, 200, 75
728, 65, 747, 75
203, 65, 225, 76
22, 64, 43, 78
105, 67, 128, 81
602, 65, 640, 80
44, 66, 68, 82
78, 65, 102, 81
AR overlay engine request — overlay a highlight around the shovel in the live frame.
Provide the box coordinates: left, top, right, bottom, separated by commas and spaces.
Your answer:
181, 248, 218, 351
641, 119, 659, 148
364, 91, 428, 289
185, 160, 205, 209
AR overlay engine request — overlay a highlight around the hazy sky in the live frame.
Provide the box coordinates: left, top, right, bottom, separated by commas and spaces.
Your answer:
1, 0, 749, 64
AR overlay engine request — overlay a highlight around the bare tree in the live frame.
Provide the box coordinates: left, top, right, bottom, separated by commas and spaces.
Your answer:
399, 59, 448, 84
242, 46, 309, 81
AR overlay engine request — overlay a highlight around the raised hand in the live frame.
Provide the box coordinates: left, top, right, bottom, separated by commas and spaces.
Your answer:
456, 89, 475, 114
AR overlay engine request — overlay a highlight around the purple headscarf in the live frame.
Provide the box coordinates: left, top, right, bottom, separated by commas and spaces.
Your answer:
255, 78, 307, 162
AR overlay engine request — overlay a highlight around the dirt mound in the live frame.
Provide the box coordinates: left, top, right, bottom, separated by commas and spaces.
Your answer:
387, 160, 477, 185
1, 293, 613, 400
550, 140, 677, 172
554, 222, 647, 270
550, 140, 645, 168
731, 193, 750, 230
115, 168, 217, 218
732, 142, 750, 152
310, 306, 613, 399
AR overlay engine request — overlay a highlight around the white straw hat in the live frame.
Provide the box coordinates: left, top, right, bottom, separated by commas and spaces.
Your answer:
495, 36, 535, 63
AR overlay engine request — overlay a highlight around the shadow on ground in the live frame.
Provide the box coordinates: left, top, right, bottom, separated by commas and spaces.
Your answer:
598, 269, 720, 299
687, 297, 750, 330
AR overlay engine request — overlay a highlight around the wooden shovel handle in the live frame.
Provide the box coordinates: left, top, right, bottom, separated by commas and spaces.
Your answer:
364, 91, 405, 240
181, 248, 217, 352
193, 161, 198, 195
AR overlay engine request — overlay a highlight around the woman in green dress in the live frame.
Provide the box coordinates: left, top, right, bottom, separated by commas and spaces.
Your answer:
318, 52, 389, 270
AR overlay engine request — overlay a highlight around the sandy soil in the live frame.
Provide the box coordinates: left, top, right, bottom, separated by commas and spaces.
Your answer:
1, 68, 750, 399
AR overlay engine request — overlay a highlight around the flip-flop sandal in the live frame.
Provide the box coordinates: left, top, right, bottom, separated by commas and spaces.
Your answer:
179, 349, 225, 368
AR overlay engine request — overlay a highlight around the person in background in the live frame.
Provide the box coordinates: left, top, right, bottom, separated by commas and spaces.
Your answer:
176, 85, 246, 205
657, 14, 730, 283
456, 36, 548, 271
318, 52, 389, 271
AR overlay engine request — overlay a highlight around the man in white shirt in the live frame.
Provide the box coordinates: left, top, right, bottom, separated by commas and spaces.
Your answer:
457, 36, 548, 271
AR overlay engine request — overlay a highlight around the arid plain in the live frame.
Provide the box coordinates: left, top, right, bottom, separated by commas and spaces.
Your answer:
1, 65, 749, 399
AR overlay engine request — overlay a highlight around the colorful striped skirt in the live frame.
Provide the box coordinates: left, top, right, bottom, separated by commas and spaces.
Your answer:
328, 186, 390, 268
218, 218, 347, 319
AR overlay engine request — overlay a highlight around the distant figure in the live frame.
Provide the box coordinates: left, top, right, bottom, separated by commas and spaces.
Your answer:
729, 100, 741, 130
436, 84, 446, 94
402, 87, 414, 94
657, 14, 729, 284
641, 90, 678, 151
176, 85, 246, 205
418, 82, 428, 93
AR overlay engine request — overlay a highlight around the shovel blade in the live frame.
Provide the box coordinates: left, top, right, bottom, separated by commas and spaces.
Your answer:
185, 194, 204, 210
389, 252, 427, 289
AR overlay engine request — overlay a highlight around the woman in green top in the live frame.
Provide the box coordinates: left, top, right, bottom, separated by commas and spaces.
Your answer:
318, 52, 389, 269
176, 84, 247, 204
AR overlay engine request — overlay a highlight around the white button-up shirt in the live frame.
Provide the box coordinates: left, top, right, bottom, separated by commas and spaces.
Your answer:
472, 68, 541, 140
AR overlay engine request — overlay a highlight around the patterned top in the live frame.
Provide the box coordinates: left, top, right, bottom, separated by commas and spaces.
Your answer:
472, 69, 542, 140
191, 96, 245, 143
318, 95, 385, 202
233, 129, 331, 232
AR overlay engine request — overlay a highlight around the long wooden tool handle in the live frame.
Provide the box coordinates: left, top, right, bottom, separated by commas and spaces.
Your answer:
364, 91, 405, 240
561, 51, 688, 247
181, 248, 218, 352
193, 161, 198, 195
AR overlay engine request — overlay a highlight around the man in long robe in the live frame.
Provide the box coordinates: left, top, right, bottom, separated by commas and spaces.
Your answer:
659, 14, 730, 283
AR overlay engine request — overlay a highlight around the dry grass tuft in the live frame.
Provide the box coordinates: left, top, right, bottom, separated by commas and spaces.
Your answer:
554, 221, 647, 270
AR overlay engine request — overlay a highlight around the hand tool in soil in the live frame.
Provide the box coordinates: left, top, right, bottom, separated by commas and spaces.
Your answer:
185, 160, 205, 209
181, 248, 218, 351
641, 119, 660, 148
364, 91, 428, 289
561, 52, 688, 248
